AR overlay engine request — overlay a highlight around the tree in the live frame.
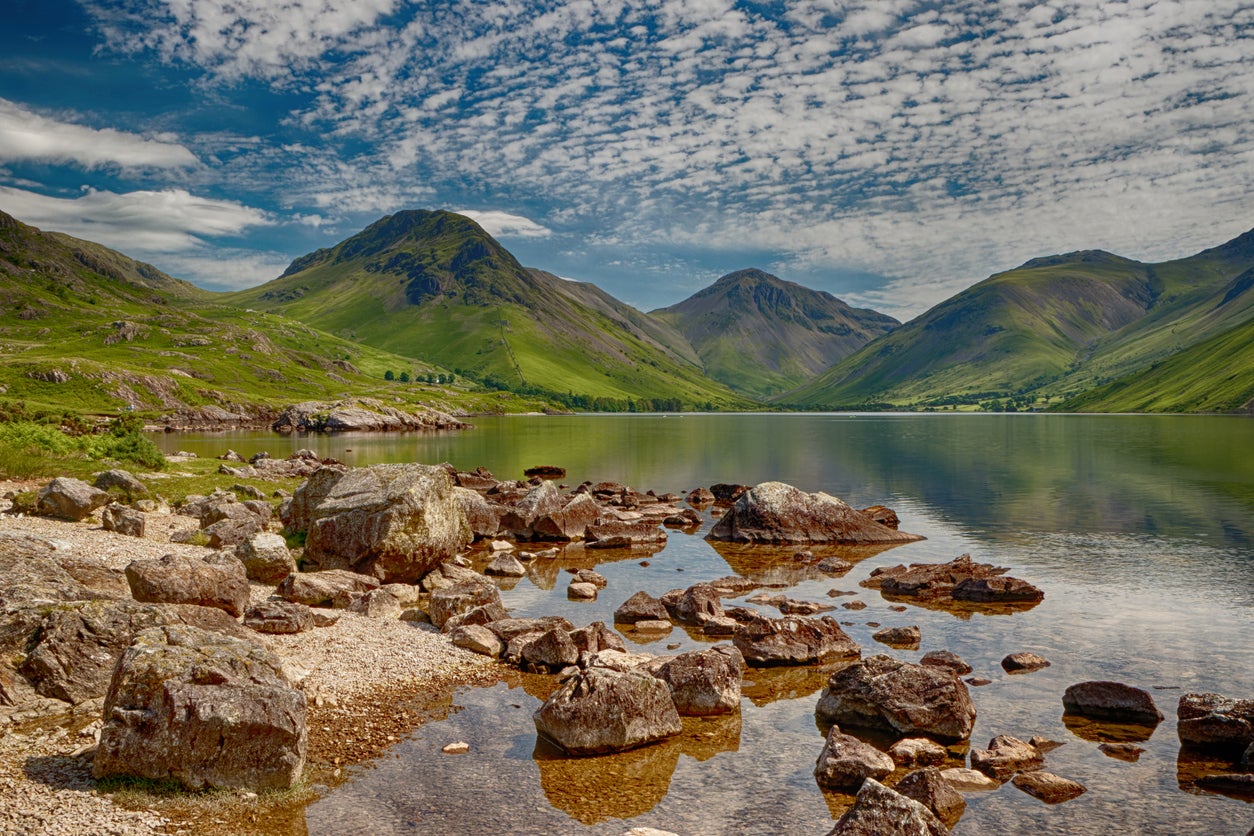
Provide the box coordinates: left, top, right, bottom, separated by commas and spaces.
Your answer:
447, 373, 456, 385
384, 370, 395, 381
399, 371, 410, 383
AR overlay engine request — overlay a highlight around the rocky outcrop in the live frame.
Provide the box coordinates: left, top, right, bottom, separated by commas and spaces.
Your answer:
125, 553, 250, 618
1062, 681, 1163, 724
655, 646, 743, 715
815, 655, 977, 742
93, 625, 306, 791
731, 611, 860, 667
864, 554, 1042, 606
1177, 692, 1254, 751
36, 477, 109, 521
707, 482, 922, 545
285, 463, 472, 583
533, 667, 682, 755
825, 778, 950, 836
272, 398, 469, 433
813, 725, 894, 789
276, 569, 380, 607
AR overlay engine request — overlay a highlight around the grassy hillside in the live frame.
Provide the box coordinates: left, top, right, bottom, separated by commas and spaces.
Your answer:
229, 210, 748, 409
652, 269, 899, 399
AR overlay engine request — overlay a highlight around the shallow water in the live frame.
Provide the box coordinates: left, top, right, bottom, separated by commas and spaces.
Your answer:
156, 414, 1254, 834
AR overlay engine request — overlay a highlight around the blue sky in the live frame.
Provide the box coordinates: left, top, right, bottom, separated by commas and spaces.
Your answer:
1, 0, 1250, 320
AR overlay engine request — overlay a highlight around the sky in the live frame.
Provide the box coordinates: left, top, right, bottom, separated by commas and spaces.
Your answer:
0, 0, 1250, 321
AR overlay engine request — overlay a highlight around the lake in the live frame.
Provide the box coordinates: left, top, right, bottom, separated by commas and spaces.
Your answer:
154, 414, 1254, 834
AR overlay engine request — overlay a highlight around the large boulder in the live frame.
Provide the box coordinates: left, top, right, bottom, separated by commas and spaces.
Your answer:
126, 553, 250, 618
731, 611, 860, 667
235, 532, 296, 584
285, 463, 472, 583
1177, 692, 1254, 752
499, 481, 565, 539
826, 778, 950, 836
654, 646, 743, 715
520, 627, 580, 672
816, 655, 977, 742
532, 493, 600, 541
813, 725, 894, 789
453, 487, 501, 540
707, 482, 923, 545
93, 469, 149, 499
35, 477, 109, 521
1062, 681, 1163, 725
93, 625, 306, 791
276, 569, 380, 607
533, 667, 682, 755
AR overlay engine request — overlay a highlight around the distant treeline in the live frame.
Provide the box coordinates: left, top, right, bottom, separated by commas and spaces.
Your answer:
466, 370, 700, 413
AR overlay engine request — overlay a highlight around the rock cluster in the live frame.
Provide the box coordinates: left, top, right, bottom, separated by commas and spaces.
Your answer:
863, 553, 1043, 607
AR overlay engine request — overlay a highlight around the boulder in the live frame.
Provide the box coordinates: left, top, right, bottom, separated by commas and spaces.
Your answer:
499, 481, 565, 539
36, 477, 109, 521
521, 627, 580, 672
970, 735, 1043, 781
244, 600, 314, 634
235, 532, 296, 584
731, 611, 860, 667
888, 737, 950, 767
429, 576, 504, 630
815, 655, 977, 742
664, 583, 724, 626
615, 591, 671, 624
825, 778, 949, 836
707, 482, 922, 545
441, 602, 509, 633
99, 506, 145, 540
93, 469, 149, 499
940, 767, 999, 791
1062, 681, 1163, 724
347, 588, 404, 619
953, 576, 1045, 602
1001, 652, 1050, 673
567, 582, 598, 600
859, 505, 900, 529
569, 622, 625, 655
813, 725, 894, 789
1011, 771, 1087, 804
126, 553, 250, 618
533, 667, 682, 754
570, 569, 608, 588
486, 616, 575, 644
203, 516, 264, 549
873, 625, 921, 649
586, 519, 668, 549
709, 483, 750, 503
896, 766, 966, 828
485, 553, 527, 577
451, 624, 504, 658
276, 569, 380, 607
1176, 692, 1254, 751
866, 554, 1042, 606
919, 651, 972, 676
420, 560, 481, 592
453, 487, 501, 540
654, 646, 743, 715
93, 625, 306, 791
286, 463, 472, 583
532, 493, 600, 541
685, 487, 715, 505
1098, 742, 1144, 762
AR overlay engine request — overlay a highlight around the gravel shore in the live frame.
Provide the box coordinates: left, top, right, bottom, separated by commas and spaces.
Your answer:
0, 479, 500, 836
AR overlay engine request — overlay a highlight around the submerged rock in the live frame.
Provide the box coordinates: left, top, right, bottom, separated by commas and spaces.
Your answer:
707, 482, 922, 545
1012, 771, 1087, 804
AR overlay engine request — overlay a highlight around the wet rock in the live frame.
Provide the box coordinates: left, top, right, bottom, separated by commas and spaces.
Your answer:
896, 766, 966, 828
286, 462, 471, 583
779, 598, 836, 615
842, 600, 867, 610
707, 482, 922, 545
685, 487, 715, 505
524, 465, 566, 479
615, 590, 671, 624
586, 519, 668, 549
101, 504, 146, 538
633, 619, 673, 633
814, 725, 894, 790
816, 655, 977, 742
1063, 681, 1163, 724
521, 627, 580, 672
866, 554, 1042, 605
1011, 771, 1087, 804
873, 625, 921, 649
487, 616, 575, 644
825, 778, 949, 836
732, 611, 861, 667
709, 483, 750, 503
970, 735, 1043, 781
93, 624, 306, 791
1001, 652, 1050, 673
966, 676, 992, 687
1030, 736, 1065, 753
485, 553, 527, 577
276, 569, 380, 607
817, 557, 854, 574
36, 477, 109, 521
708, 575, 760, 597
235, 532, 296, 584
664, 583, 724, 626
654, 646, 743, 715
919, 651, 972, 676
1098, 742, 1144, 761
244, 600, 314, 634
570, 568, 608, 589
126, 553, 250, 617
888, 737, 950, 767
500, 481, 565, 539
1194, 773, 1254, 797
533, 493, 600, 541
451, 624, 504, 658
567, 581, 598, 600
533, 667, 682, 754
569, 622, 625, 655
941, 767, 1001, 791
859, 505, 900, 530
1176, 692, 1254, 752
429, 576, 505, 630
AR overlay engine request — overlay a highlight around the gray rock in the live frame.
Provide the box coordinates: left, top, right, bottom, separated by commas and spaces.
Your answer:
940, 767, 1000, 791
420, 560, 482, 592
1062, 680, 1163, 724
203, 516, 264, 549
486, 616, 575, 644
453, 487, 501, 540
664, 583, 724, 626
235, 532, 296, 584
276, 569, 380, 607
570, 568, 608, 588
533, 667, 682, 754
814, 725, 894, 789
347, 588, 403, 619
707, 481, 923, 545
93, 625, 306, 791
825, 778, 949, 836
126, 553, 250, 618
654, 646, 743, 716
36, 477, 109, 521
567, 581, 598, 600
521, 627, 580, 671
93, 469, 149, 499
569, 621, 625, 655
816, 655, 977, 742
101, 504, 146, 538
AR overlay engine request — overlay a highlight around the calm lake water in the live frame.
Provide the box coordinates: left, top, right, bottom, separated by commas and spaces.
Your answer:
155, 414, 1254, 834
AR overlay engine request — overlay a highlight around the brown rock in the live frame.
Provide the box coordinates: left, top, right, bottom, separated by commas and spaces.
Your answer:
685, 487, 715, 505
126, 553, 250, 617
1001, 652, 1050, 673
867, 554, 1042, 606
888, 737, 950, 767
429, 576, 504, 630
816, 655, 977, 742
1098, 742, 1144, 761
615, 590, 671, 624
1177, 692, 1254, 752
896, 766, 966, 827
707, 482, 923, 545
451, 624, 504, 658
654, 646, 743, 716
35, 477, 110, 521
814, 725, 894, 790
732, 611, 861, 667
586, 519, 668, 549
521, 627, 579, 672
235, 532, 296, 584
665, 583, 724, 626
532, 493, 600, 541
826, 778, 949, 836
533, 667, 682, 754
970, 735, 1043, 781
276, 569, 381, 607
244, 600, 314, 634
101, 504, 146, 538
873, 625, 921, 649
1011, 771, 1087, 804
1063, 681, 1163, 724
919, 651, 972, 676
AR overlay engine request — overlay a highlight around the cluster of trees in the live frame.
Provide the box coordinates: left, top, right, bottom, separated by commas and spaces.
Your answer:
383, 370, 455, 385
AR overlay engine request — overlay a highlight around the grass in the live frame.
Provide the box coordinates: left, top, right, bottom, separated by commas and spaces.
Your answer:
0, 416, 166, 480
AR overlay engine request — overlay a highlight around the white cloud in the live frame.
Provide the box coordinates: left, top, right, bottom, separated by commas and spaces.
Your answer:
456, 210, 553, 239
0, 98, 198, 169
148, 248, 290, 290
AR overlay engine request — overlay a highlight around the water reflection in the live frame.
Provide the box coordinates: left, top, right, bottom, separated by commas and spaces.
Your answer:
707, 541, 904, 585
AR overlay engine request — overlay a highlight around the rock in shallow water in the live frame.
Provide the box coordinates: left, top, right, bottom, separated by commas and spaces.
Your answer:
533, 667, 682, 755
816, 654, 977, 742
825, 778, 949, 835
1063, 680, 1163, 724
707, 481, 923, 545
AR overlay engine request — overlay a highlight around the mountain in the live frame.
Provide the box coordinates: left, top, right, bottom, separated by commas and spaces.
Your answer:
0, 209, 500, 419
650, 269, 900, 399
783, 228, 1254, 410
229, 210, 747, 408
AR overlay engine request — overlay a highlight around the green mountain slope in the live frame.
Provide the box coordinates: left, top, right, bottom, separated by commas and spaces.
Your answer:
228, 210, 747, 408
784, 228, 1254, 410
0, 209, 519, 419
651, 269, 900, 399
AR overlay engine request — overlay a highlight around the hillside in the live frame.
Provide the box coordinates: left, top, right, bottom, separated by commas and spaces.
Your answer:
228, 210, 747, 409
783, 229, 1254, 410
651, 269, 900, 399
0, 210, 537, 421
